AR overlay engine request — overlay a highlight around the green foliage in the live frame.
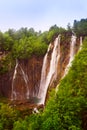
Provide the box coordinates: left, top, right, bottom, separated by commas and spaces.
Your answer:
13, 114, 42, 130
0, 53, 15, 74
13, 119, 28, 130
0, 27, 48, 59
0, 27, 49, 74
0, 103, 20, 130
73, 19, 87, 37
0, 32, 4, 51
12, 37, 33, 59
47, 24, 67, 42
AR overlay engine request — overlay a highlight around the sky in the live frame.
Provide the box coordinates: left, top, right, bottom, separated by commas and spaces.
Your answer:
0, 0, 87, 32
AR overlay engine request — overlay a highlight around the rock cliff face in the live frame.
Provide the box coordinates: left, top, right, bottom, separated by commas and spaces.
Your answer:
0, 35, 81, 104
0, 70, 13, 98
0, 56, 43, 102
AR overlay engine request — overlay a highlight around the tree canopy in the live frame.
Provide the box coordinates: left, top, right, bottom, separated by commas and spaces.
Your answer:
73, 18, 87, 37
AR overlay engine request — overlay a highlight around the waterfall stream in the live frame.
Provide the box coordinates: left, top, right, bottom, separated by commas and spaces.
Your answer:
38, 35, 61, 105
19, 65, 29, 99
63, 35, 76, 77
11, 60, 29, 101
11, 59, 18, 100
79, 37, 82, 50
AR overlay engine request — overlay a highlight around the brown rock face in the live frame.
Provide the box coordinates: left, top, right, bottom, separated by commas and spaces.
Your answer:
0, 71, 13, 98
0, 55, 43, 102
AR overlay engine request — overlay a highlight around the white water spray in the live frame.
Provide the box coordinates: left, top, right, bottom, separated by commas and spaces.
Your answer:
79, 37, 82, 50
11, 59, 18, 100
63, 35, 76, 77
38, 35, 61, 105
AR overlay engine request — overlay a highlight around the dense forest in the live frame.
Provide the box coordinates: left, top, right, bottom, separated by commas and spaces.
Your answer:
0, 18, 87, 130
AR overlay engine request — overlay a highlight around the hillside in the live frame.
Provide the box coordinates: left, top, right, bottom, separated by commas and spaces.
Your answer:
12, 37, 87, 130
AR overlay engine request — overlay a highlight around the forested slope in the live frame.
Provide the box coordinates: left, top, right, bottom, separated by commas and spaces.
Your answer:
13, 37, 87, 130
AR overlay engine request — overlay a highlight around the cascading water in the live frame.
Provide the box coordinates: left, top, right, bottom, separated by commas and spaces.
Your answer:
56, 36, 83, 92
63, 35, 76, 77
79, 36, 82, 50
11, 59, 18, 100
11, 60, 29, 101
19, 65, 29, 99
38, 35, 61, 105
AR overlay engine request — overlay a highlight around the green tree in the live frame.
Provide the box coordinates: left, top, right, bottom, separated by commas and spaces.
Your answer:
73, 18, 87, 36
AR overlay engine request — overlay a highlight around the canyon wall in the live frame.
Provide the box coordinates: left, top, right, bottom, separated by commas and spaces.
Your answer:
0, 56, 43, 102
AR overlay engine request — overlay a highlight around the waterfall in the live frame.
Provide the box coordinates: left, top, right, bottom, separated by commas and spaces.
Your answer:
38, 35, 60, 105
11, 60, 29, 101
56, 36, 82, 92
63, 35, 76, 77
11, 59, 18, 100
19, 65, 29, 99
79, 36, 82, 50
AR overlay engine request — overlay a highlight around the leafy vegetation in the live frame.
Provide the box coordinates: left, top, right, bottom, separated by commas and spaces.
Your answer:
73, 18, 87, 37
0, 103, 20, 130
0, 53, 15, 74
